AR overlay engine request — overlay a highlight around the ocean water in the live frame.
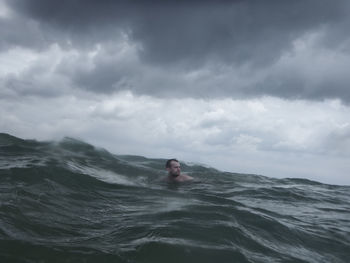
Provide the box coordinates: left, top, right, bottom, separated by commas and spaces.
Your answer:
0, 133, 349, 263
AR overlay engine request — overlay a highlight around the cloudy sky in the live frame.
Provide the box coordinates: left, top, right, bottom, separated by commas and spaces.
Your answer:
1, 0, 350, 185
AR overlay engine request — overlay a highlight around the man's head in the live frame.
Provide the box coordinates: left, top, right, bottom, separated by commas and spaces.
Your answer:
166, 159, 181, 177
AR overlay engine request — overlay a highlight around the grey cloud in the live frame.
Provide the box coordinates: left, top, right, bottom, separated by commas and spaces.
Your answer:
3, 0, 350, 102
0, 16, 45, 51
8, 0, 349, 66
3, 73, 70, 98
323, 126, 350, 156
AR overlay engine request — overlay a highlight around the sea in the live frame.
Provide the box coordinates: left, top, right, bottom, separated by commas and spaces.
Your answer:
0, 133, 349, 263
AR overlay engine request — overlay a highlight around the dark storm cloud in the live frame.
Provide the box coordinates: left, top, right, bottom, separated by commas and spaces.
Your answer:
8, 0, 349, 65
4, 0, 350, 102
0, 15, 45, 51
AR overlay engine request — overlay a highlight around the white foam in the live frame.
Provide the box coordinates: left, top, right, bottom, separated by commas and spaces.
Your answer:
66, 161, 138, 186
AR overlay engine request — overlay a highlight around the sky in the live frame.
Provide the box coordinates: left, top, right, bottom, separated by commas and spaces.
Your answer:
1, 0, 350, 185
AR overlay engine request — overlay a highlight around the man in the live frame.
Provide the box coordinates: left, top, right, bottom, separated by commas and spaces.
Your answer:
165, 159, 194, 182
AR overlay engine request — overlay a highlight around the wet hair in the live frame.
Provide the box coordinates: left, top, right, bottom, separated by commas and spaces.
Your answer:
165, 158, 179, 168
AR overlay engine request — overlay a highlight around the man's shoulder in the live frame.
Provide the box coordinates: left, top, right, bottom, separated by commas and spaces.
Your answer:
179, 174, 194, 181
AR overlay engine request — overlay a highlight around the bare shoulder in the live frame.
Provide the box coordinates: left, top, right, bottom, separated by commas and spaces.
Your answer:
183, 174, 194, 179
164, 174, 195, 183
179, 174, 194, 182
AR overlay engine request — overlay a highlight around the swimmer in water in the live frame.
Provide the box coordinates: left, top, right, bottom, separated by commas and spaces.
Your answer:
165, 159, 193, 182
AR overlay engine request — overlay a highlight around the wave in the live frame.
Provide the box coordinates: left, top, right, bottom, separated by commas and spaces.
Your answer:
0, 133, 349, 262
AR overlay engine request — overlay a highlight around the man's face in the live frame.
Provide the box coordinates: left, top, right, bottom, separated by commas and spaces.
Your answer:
167, 161, 181, 177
